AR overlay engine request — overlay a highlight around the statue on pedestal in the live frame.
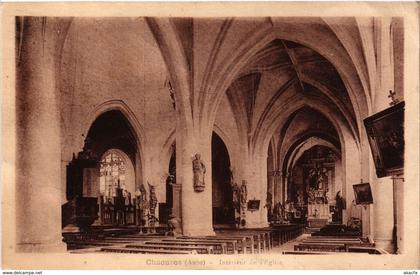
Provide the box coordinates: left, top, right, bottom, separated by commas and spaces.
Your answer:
239, 180, 248, 227
192, 153, 206, 192
265, 192, 273, 221
148, 182, 158, 233
135, 184, 148, 231
297, 189, 304, 206
229, 167, 240, 213
240, 180, 248, 209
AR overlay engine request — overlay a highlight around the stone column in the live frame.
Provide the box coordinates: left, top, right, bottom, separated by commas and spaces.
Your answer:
370, 17, 396, 253
177, 126, 214, 236
393, 176, 404, 254
16, 17, 69, 252
171, 183, 182, 220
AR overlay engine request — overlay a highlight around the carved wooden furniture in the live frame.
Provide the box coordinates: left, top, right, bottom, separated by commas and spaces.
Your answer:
62, 197, 99, 231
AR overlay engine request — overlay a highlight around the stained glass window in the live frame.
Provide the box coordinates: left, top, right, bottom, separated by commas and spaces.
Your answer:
99, 151, 127, 198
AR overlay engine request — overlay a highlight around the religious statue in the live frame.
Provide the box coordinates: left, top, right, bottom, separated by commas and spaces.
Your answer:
272, 202, 284, 223
323, 188, 329, 204
166, 173, 175, 186
148, 182, 157, 212
307, 187, 316, 204
309, 166, 328, 190
148, 182, 158, 232
238, 180, 248, 228
135, 184, 148, 229
192, 153, 206, 192
123, 189, 128, 204
334, 191, 345, 223
229, 167, 240, 213
240, 180, 248, 208
296, 189, 304, 206
265, 192, 273, 221
136, 184, 148, 209
284, 200, 294, 221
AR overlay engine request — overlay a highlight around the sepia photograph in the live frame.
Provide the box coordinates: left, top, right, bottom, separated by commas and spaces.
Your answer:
1, 2, 419, 270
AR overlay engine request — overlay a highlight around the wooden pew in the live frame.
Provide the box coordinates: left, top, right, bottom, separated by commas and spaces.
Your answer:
302, 239, 363, 245
101, 246, 192, 254
270, 224, 305, 247
66, 239, 134, 249
283, 250, 335, 255
216, 228, 272, 251
306, 236, 361, 241
145, 240, 227, 254
113, 234, 167, 239
177, 236, 242, 254
214, 232, 256, 253
294, 243, 346, 252
111, 236, 172, 242
347, 246, 388, 254
125, 243, 213, 254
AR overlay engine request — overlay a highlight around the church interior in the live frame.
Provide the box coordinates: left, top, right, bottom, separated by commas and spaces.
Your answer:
14, 16, 407, 255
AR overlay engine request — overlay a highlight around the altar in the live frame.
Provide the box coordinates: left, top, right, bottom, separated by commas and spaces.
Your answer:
306, 175, 331, 229
307, 204, 329, 228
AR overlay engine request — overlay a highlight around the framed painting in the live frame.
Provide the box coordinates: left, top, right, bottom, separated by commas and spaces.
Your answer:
353, 182, 374, 205
363, 101, 405, 178
247, 200, 260, 211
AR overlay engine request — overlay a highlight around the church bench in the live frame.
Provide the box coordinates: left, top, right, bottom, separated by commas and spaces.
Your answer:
216, 228, 272, 250
111, 236, 172, 241
347, 246, 388, 254
294, 243, 346, 252
306, 236, 361, 241
270, 224, 305, 246
66, 239, 133, 248
283, 251, 361, 255
214, 232, 256, 253
176, 236, 242, 254
101, 247, 192, 254
304, 238, 361, 243
125, 243, 213, 254
222, 231, 270, 252
302, 239, 363, 245
113, 234, 168, 239
207, 235, 251, 254
145, 240, 227, 254
282, 250, 336, 255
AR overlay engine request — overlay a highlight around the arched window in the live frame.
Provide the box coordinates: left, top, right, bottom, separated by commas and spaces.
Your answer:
99, 151, 129, 199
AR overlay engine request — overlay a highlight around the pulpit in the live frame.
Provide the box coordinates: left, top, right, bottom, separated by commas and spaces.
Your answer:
63, 148, 99, 231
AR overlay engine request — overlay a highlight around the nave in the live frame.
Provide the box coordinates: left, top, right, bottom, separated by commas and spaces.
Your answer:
12, 15, 409, 259
64, 225, 387, 255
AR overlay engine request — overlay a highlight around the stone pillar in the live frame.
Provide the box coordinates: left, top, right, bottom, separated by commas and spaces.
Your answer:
16, 17, 69, 252
370, 17, 396, 253
372, 176, 394, 252
393, 176, 404, 254
177, 126, 214, 236
171, 183, 182, 220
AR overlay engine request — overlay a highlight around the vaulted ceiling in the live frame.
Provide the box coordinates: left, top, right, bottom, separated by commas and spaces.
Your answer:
226, 39, 357, 148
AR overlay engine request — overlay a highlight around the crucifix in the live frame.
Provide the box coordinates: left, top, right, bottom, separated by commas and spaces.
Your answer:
388, 90, 399, 106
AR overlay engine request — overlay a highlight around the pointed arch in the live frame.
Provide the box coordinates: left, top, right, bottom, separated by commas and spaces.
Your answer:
82, 100, 146, 187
